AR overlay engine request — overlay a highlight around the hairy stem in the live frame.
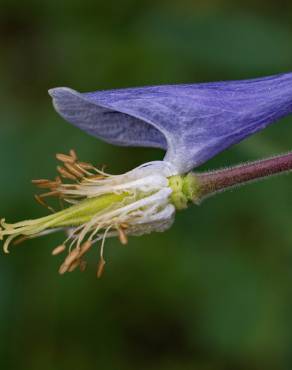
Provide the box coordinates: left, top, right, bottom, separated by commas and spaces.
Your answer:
195, 151, 292, 200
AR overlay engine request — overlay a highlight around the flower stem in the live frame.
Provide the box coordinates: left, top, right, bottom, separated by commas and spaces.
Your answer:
194, 151, 292, 200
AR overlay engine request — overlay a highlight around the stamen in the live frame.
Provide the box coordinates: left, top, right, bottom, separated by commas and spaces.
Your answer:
117, 226, 128, 245
39, 191, 61, 199
34, 181, 59, 189
57, 166, 77, 181
65, 247, 80, 264
89, 224, 102, 242
31, 179, 51, 185
97, 225, 112, 278
59, 247, 80, 275
64, 162, 84, 178
73, 165, 91, 176
52, 244, 66, 256
58, 263, 69, 275
74, 164, 96, 178
56, 153, 75, 164
97, 257, 105, 278
69, 149, 77, 161
77, 161, 95, 170
79, 241, 92, 257
85, 174, 105, 181
34, 194, 55, 213
68, 259, 80, 272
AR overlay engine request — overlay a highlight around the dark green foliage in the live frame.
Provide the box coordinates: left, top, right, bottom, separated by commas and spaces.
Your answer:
1, 1, 292, 369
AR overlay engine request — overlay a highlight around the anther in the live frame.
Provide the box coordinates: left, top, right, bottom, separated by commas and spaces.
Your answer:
117, 227, 128, 245
52, 244, 66, 256
39, 191, 61, 199
64, 163, 84, 178
69, 149, 77, 161
59, 248, 80, 275
57, 166, 77, 181
74, 165, 92, 176
68, 259, 80, 272
63, 248, 80, 266
34, 181, 59, 189
86, 174, 105, 181
31, 179, 51, 185
79, 241, 92, 257
58, 263, 69, 275
56, 153, 75, 164
97, 257, 105, 278
77, 161, 95, 170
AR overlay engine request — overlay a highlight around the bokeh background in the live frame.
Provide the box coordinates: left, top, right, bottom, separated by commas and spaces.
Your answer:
1, 1, 292, 369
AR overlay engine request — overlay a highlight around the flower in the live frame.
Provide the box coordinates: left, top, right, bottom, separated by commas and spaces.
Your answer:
49, 72, 292, 174
1, 73, 292, 277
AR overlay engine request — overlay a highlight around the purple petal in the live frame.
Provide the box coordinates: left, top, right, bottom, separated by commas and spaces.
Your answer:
49, 73, 292, 173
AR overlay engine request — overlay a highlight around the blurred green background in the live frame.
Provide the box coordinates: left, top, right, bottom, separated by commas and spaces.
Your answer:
1, 1, 292, 369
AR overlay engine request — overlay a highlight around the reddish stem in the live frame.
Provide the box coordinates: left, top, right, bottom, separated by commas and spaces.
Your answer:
196, 152, 292, 198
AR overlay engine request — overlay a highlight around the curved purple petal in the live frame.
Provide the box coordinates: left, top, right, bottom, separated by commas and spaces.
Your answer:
49, 73, 292, 173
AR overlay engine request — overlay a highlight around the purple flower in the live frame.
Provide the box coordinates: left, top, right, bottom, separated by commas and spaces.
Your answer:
2, 73, 292, 278
49, 73, 292, 173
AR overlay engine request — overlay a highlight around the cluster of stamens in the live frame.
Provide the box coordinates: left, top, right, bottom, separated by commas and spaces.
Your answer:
1, 151, 175, 278
32, 149, 103, 211
1, 150, 130, 278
